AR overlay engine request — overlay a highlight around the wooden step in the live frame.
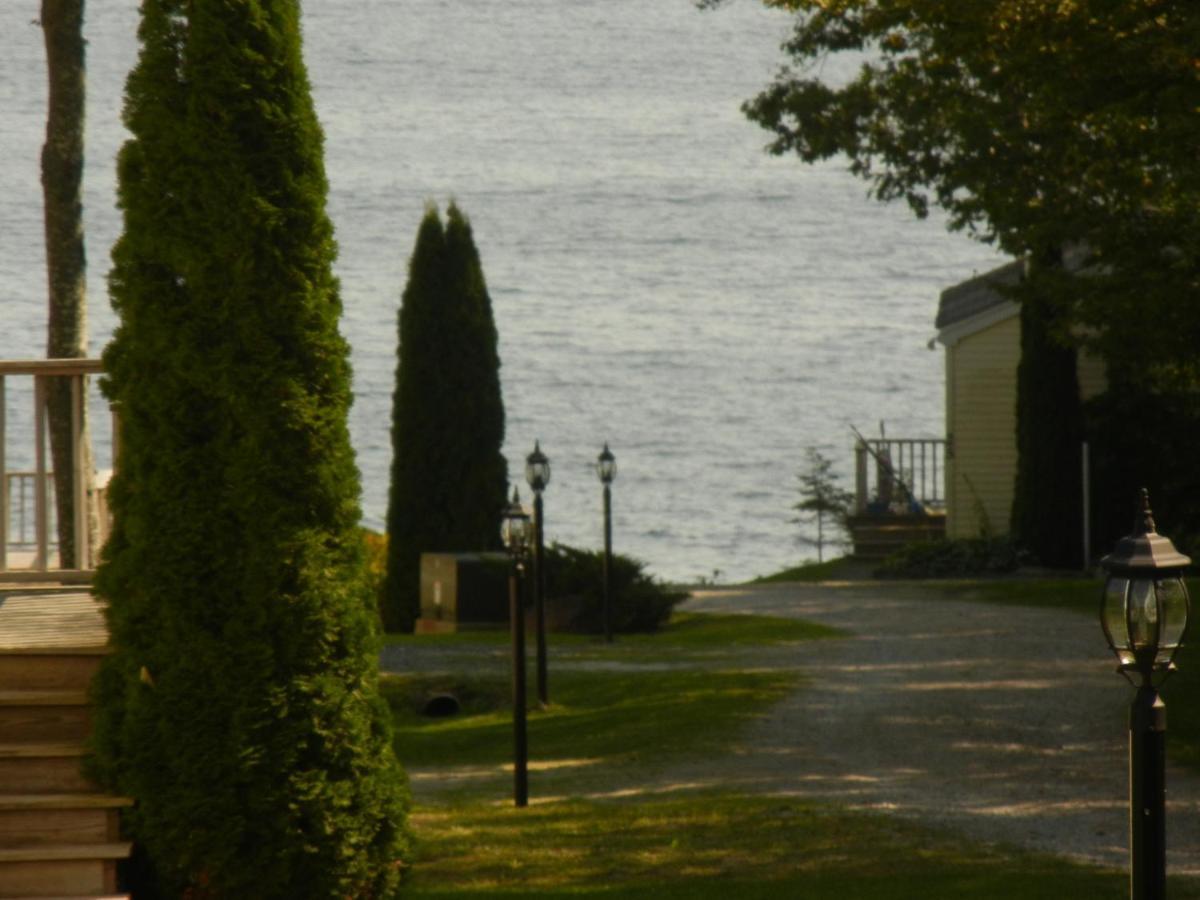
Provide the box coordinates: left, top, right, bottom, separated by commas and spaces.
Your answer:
0, 809, 113, 849
0, 844, 130, 864
0, 692, 90, 745
0, 652, 104, 693
0, 794, 128, 849
0, 746, 90, 794
0, 843, 128, 896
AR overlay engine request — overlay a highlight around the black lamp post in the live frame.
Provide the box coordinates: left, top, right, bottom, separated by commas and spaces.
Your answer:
501, 487, 534, 808
525, 441, 551, 707
1100, 489, 1191, 900
596, 443, 617, 643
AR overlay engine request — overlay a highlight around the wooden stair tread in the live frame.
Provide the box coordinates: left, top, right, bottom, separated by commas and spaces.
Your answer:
0, 842, 131, 863
0, 690, 88, 706
0, 794, 129, 811
0, 646, 108, 657
0, 743, 85, 759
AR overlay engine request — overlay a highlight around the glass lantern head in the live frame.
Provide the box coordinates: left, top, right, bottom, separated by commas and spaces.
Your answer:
525, 441, 551, 493
500, 488, 533, 560
1100, 490, 1191, 684
596, 443, 617, 486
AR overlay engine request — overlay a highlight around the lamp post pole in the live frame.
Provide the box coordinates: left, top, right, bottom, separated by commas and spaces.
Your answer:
1130, 682, 1167, 899
501, 488, 533, 808
526, 441, 551, 707
596, 444, 617, 643
1099, 489, 1191, 900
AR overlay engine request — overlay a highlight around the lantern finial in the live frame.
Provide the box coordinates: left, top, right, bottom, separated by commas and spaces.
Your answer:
1136, 488, 1157, 536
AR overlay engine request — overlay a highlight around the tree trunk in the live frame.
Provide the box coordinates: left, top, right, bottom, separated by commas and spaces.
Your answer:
41, 0, 95, 569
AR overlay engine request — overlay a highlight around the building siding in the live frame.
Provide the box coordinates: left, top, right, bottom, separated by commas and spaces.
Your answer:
944, 316, 1108, 540
945, 316, 1020, 539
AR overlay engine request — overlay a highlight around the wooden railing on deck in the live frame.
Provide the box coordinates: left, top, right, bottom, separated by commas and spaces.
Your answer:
0, 359, 112, 579
854, 437, 945, 515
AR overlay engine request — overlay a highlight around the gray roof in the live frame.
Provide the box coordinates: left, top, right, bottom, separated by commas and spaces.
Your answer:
935, 259, 1023, 330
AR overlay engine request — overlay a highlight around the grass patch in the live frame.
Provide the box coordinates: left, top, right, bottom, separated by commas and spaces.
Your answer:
385, 667, 797, 770
382, 610, 841, 651
937, 576, 1102, 614
752, 556, 859, 583
382, 612, 837, 770
616, 611, 842, 647
403, 793, 1200, 898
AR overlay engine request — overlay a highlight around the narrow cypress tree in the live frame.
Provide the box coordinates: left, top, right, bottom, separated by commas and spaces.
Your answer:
89, 1, 410, 895
384, 203, 507, 631
443, 204, 508, 550
1009, 252, 1085, 568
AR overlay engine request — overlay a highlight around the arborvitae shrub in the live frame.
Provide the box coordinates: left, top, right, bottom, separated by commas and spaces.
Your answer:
88, 1, 410, 895
384, 203, 507, 631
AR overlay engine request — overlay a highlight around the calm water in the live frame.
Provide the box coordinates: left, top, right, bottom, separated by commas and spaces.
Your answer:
1, 0, 1003, 583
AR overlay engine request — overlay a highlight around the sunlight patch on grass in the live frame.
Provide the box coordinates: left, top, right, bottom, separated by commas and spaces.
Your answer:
401, 793, 1196, 899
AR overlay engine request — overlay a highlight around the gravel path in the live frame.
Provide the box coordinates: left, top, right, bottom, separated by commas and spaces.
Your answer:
396, 580, 1200, 874
669, 582, 1200, 874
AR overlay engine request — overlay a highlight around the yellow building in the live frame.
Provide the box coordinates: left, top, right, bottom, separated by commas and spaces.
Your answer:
935, 261, 1106, 540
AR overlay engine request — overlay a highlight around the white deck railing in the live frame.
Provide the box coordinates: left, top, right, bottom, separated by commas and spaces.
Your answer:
0, 359, 112, 579
854, 437, 945, 515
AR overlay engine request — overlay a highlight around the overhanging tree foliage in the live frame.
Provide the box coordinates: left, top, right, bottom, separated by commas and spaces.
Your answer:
384, 202, 508, 631
89, 1, 410, 895
708, 0, 1200, 545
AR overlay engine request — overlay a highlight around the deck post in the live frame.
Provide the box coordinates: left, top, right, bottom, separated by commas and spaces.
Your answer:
34, 375, 50, 571
71, 373, 89, 569
0, 375, 6, 571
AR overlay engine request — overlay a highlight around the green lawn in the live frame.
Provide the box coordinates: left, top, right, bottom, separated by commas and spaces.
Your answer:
404, 793, 1195, 899
383, 613, 831, 769
384, 666, 798, 769
751, 555, 862, 583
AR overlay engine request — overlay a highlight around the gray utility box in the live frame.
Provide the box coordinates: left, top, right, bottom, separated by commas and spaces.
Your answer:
417, 552, 508, 632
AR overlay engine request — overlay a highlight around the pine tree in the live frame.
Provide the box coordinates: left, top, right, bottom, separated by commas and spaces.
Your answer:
384, 203, 507, 631
88, 1, 410, 895
791, 447, 852, 563
1009, 254, 1085, 568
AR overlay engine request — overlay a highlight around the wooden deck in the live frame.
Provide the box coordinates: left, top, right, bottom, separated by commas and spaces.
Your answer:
0, 589, 107, 652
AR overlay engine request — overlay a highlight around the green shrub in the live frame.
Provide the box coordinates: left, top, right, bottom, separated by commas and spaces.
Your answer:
542, 543, 687, 633
89, 1, 410, 895
875, 538, 1027, 578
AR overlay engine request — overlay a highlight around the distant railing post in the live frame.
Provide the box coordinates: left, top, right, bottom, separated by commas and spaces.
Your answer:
855, 440, 868, 513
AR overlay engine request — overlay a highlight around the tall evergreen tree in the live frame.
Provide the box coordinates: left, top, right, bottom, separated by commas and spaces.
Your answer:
89, 1, 410, 896
1009, 253, 1084, 568
384, 203, 507, 631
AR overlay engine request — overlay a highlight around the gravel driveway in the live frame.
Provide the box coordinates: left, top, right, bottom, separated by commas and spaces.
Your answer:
671, 581, 1200, 875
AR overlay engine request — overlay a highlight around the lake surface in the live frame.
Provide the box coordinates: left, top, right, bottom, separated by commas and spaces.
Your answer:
1, 0, 1004, 583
